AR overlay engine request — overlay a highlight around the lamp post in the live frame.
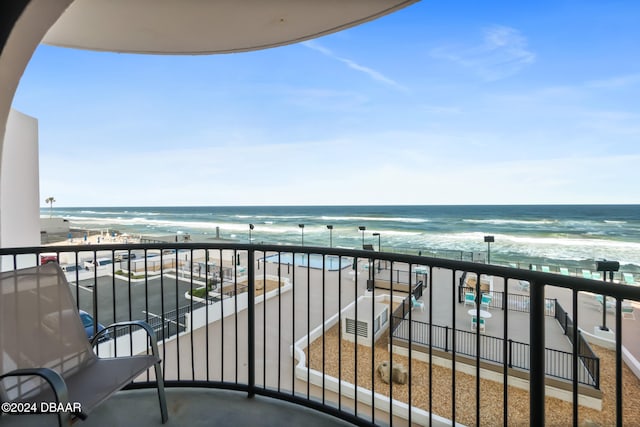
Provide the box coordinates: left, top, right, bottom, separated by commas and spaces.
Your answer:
299, 224, 304, 246
372, 232, 381, 251
326, 225, 333, 248
249, 223, 254, 244
372, 232, 381, 272
358, 226, 366, 249
596, 260, 620, 331
484, 235, 495, 264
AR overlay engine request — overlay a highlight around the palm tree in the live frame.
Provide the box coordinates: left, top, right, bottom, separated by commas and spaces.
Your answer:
45, 196, 56, 218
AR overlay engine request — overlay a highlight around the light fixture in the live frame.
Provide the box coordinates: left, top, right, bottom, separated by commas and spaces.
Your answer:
484, 235, 494, 264
596, 260, 620, 331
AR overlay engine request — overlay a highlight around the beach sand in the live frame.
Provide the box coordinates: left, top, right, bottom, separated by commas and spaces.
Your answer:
43, 228, 141, 247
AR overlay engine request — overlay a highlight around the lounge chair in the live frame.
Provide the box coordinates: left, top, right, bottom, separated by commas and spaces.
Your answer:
560, 267, 569, 276
623, 273, 636, 286
518, 280, 530, 292
582, 270, 592, 279
531, 265, 537, 271
623, 302, 635, 320
595, 294, 615, 311
545, 299, 556, 316
0, 264, 168, 426
541, 265, 550, 273
480, 293, 492, 310
471, 316, 486, 333
411, 295, 425, 312
464, 292, 476, 307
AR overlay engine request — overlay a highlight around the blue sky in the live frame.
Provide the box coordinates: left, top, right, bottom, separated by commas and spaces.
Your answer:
13, 0, 640, 207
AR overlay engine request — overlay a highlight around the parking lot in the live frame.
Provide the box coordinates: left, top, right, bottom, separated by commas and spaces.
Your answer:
71, 274, 207, 339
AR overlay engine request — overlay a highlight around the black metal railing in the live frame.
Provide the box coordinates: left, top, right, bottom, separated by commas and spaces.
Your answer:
457, 285, 556, 316
556, 300, 600, 388
1, 243, 639, 427
389, 281, 423, 333
391, 316, 599, 387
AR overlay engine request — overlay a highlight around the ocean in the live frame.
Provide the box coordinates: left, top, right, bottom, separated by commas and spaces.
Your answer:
43, 205, 640, 274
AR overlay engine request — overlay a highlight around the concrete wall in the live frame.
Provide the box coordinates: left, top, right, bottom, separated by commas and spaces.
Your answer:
0, 0, 73, 254
1, 109, 40, 269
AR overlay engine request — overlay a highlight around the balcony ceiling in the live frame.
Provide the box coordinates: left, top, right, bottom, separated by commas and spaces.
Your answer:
42, 0, 418, 54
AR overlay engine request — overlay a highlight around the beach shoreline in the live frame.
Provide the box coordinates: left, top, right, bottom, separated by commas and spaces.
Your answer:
39, 204, 640, 276
43, 227, 236, 247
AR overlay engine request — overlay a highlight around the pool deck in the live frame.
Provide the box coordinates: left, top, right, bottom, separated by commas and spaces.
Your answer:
158, 255, 640, 390
365, 262, 639, 360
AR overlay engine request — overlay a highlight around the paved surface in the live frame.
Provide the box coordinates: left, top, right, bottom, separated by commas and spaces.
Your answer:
0, 388, 354, 427
71, 274, 202, 335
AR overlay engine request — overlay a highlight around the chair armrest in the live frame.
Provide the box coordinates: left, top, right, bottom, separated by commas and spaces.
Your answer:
0, 367, 82, 425
91, 320, 161, 359
0, 367, 69, 403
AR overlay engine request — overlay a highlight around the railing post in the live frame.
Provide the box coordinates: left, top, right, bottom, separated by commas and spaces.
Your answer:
508, 339, 513, 368
445, 326, 449, 353
530, 280, 545, 425
247, 248, 256, 398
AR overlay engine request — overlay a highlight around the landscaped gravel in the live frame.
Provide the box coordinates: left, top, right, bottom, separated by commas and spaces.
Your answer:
306, 325, 640, 426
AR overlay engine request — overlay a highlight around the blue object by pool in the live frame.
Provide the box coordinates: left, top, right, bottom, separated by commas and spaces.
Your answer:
263, 253, 352, 270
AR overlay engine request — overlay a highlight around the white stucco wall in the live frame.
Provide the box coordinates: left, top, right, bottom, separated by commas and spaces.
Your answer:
1, 108, 40, 269
0, 1, 74, 268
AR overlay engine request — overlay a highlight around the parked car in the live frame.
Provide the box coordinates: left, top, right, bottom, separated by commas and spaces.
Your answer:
83, 258, 113, 270
79, 310, 110, 342
114, 251, 137, 261
60, 263, 82, 273
42, 309, 110, 342
40, 252, 58, 265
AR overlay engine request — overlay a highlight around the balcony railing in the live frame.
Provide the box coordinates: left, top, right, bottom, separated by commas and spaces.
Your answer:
1, 243, 639, 426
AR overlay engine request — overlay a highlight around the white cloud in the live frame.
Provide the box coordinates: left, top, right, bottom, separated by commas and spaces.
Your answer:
283, 87, 369, 110
431, 25, 536, 81
302, 41, 408, 91
39, 125, 640, 206
586, 73, 640, 89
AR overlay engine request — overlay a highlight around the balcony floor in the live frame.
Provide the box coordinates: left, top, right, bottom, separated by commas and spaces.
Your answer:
0, 388, 355, 427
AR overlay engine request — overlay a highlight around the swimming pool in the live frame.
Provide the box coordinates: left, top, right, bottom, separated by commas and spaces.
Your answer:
262, 253, 352, 271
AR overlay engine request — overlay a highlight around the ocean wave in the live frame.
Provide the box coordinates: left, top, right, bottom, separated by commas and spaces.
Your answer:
462, 219, 557, 226
128, 211, 162, 216
320, 215, 429, 223
59, 206, 640, 268
380, 231, 640, 265
74, 210, 128, 216
234, 214, 313, 220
